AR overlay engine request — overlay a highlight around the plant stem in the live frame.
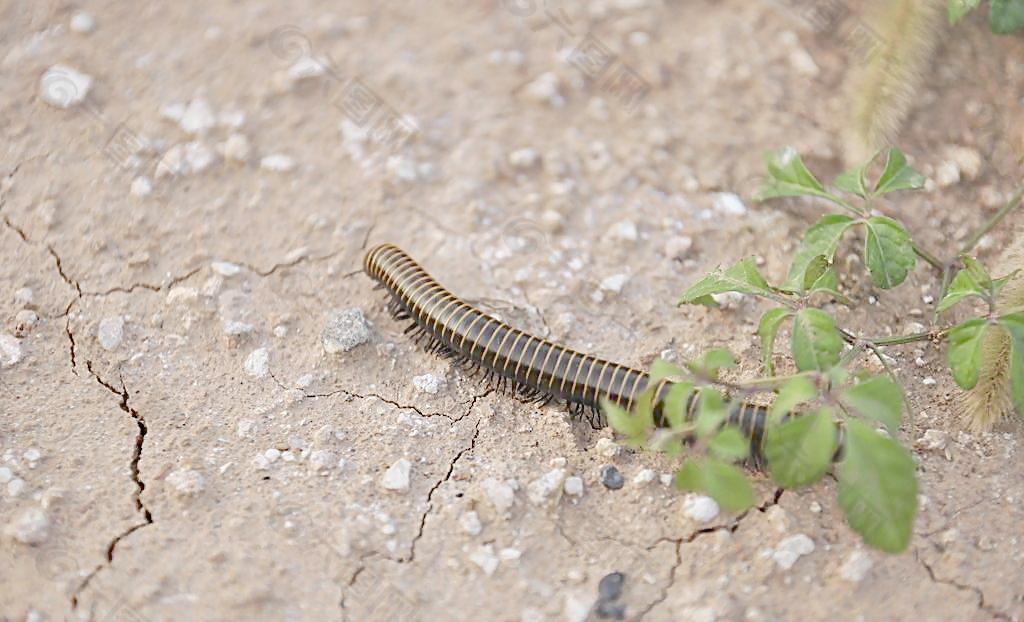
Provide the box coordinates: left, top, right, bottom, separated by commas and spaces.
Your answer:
912, 242, 944, 270
961, 186, 1024, 255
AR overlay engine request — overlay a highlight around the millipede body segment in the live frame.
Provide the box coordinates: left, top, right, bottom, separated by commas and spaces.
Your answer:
364, 243, 769, 458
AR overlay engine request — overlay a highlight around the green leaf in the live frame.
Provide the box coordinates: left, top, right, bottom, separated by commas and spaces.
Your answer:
937, 262, 990, 312
765, 408, 837, 488
769, 376, 818, 425
863, 216, 916, 289
687, 349, 736, 380
791, 308, 843, 372
674, 458, 754, 513
992, 269, 1021, 299
709, 426, 750, 462
872, 148, 926, 196
758, 308, 793, 375
833, 155, 874, 198
603, 397, 647, 445
649, 359, 687, 384
694, 387, 727, 437
991, 0, 1024, 33
948, 0, 981, 24
783, 215, 856, 291
836, 419, 918, 553
661, 381, 695, 429
998, 314, 1024, 414
679, 257, 774, 306
839, 375, 904, 432
946, 318, 989, 390
807, 264, 851, 305
756, 147, 832, 202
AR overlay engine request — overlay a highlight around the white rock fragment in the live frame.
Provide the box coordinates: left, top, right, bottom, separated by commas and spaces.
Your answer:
130, 176, 152, 197
309, 449, 336, 472
945, 146, 982, 181
935, 161, 961, 188
287, 56, 327, 82
469, 544, 500, 576
922, 377, 937, 386
40, 65, 93, 109
633, 469, 656, 485
5, 508, 49, 545
713, 192, 747, 216
509, 148, 540, 169
0, 334, 23, 367
15, 288, 34, 304
606, 220, 638, 243
386, 155, 418, 182
664, 235, 694, 259
180, 98, 216, 135
166, 286, 198, 305
683, 494, 720, 523
527, 468, 566, 506
839, 550, 873, 582
381, 458, 412, 492
788, 48, 819, 76
237, 419, 256, 438
563, 592, 595, 622
260, 154, 295, 172
166, 468, 205, 497
599, 273, 629, 294
772, 534, 815, 570
322, 308, 371, 354
97, 317, 125, 351
244, 347, 269, 378
0, 468, 11, 483
24, 448, 41, 464
460, 511, 483, 536
70, 11, 96, 34
223, 320, 254, 336
483, 478, 516, 514
563, 476, 584, 497
413, 373, 444, 395
595, 437, 620, 458
221, 133, 251, 162
917, 428, 949, 452
264, 448, 281, 463
211, 261, 242, 277
523, 72, 564, 107
184, 141, 214, 172
7, 478, 26, 497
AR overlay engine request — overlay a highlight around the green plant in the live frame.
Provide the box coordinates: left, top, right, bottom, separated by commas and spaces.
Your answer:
604, 147, 1024, 553
948, 0, 1024, 33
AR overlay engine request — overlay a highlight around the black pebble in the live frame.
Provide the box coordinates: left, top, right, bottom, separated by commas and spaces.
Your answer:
600, 465, 624, 490
598, 572, 625, 601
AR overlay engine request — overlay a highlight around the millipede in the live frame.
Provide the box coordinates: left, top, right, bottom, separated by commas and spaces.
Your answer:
364, 243, 770, 461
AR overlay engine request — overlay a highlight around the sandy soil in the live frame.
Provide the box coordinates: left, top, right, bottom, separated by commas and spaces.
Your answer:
1, 1, 1023, 620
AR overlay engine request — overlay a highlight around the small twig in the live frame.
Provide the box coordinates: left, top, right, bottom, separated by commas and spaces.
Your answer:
960, 186, 1024, 255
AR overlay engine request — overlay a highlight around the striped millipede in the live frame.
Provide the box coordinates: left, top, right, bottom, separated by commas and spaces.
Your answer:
364, 243, 770, 460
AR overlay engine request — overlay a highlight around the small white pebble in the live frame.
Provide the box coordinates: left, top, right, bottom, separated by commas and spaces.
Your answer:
599, 273, 629, 294
223, 321, 254, 336
527, 469, 566, 506
211, 261, 242, 277
839, 550, 873, 582
606, 220, 638, 243
40, 65, 93, 108
714, 192, 747, 215
260, 154, 295, 172
808, 501, 822, 514
7, 478, 27, 497
935, 161, 960, 188
595, 437, 620, 459
309, 449, 336, 471
509, 148, 540, 169
633, 469, 656, 485
381, 458, 412, 492
922, 377, 937, 386
482, 478, 516, 514
460, 511, 483, 536
772, 534, 815, 570
0, 468, 11, 483
563, 476, 584, 497
165, 468, 205, 497
0, 334, 22, 367
264, 448, 281, 463
322, 308, 371, 354
683, 494, 720, 523
4, 508, 49, 545
69, 11, 96, 34
15, 288, 34, 304
412, 373, 444, 395
237, 419, 256, 438
23, 449, 41, 463
244, 348, 269, 378
221, 133, 251, 162
97, 317, 125, 351
180, 98, 216, 135
130, 176, 152, 197
469, 544, 500, 576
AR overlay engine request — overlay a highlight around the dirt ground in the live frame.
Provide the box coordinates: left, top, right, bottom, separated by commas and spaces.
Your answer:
1, 1, 1023, 620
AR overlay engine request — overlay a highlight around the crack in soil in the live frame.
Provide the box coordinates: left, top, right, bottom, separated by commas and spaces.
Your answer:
401, 416, 483, 563
636, 488, 784, 620
914, 547, 1011, 621
71, 362, 155, 609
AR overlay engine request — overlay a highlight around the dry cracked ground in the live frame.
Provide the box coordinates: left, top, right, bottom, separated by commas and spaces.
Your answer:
2, 1, 1023, 621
